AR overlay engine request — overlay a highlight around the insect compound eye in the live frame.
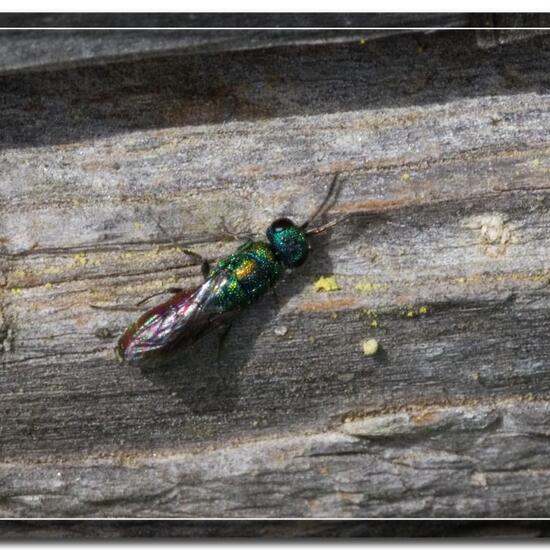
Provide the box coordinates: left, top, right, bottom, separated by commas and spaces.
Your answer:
266, 218, 296, 243
269, 218, 295, 233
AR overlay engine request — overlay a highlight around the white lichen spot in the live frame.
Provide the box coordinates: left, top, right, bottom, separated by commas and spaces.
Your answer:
471, 472, 488, 489
274, 326, 288, 337
463, 212, 516, 257
2, 328, 13, 353
362, 338, 379, 356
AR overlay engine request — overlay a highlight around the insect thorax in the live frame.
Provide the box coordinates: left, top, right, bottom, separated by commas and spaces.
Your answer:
211, 241, 283, 309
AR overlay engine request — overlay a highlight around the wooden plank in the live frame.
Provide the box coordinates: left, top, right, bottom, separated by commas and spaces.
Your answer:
0, 13, 469, 75
1, 29, 550, 518
3, 13, 550, 76
1, 399, 550, 517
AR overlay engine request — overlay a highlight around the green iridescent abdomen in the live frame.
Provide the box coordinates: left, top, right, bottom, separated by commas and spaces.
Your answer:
211, 241, 283, 310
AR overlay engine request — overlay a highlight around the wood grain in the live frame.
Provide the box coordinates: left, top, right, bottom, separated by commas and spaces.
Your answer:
1, 28, 550, 518
0, 14, 469, 74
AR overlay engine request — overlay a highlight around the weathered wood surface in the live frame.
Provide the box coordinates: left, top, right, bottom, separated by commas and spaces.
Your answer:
0, 13, 469, 75
2, 13, 549, 76
2, 29, 550, 519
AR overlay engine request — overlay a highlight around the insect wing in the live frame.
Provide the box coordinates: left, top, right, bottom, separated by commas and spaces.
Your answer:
119, 271, 235, 365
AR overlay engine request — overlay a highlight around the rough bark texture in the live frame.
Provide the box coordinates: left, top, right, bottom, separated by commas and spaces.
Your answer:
2, 25, 550, 525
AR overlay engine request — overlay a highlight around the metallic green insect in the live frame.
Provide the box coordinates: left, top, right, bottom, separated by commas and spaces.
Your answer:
117, 176, 343, 366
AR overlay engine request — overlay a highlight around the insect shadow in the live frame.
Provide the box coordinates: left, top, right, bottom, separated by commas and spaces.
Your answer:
139, 227, 339, 416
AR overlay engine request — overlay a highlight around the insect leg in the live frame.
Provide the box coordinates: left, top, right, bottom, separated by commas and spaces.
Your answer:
90, 303, 143, 312
91, 287, 184, 311
219, 217, 257, 243
178, 247, 210, 279
151, 217, 210, 277
135, 287, 183, 306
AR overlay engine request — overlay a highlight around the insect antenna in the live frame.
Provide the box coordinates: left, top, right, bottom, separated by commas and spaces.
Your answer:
301, 173, 341, 230
302, 173, 348, 235
305, 216, 349, 235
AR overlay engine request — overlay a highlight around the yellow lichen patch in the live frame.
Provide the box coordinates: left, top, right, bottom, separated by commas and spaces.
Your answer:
13, 269, 29, 279
362, 309, 380, 328
72, 253, 89, 267
451, 270, 550, 288
43, 265, 65, 275
362, 338, 379, 356
10, 288, 23, 295
356, 279, 386, 293
118, 245, 191, 265
402, 305, 429, 318
15, 265, 65, 280
313, 276, 341, 292
400, 173, 411, 181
